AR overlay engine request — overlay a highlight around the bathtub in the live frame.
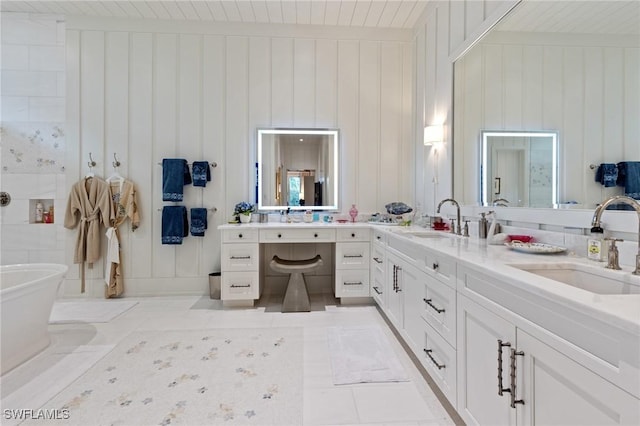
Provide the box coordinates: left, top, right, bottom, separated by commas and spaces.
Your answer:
1, 263, 68, 375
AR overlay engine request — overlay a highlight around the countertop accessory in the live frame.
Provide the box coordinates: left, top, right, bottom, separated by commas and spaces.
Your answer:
604, 238, 623, 270
507, 235, 534, 243
504, 241, 567, 254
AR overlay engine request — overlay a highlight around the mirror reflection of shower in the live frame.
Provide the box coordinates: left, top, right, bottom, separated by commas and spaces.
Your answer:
287, 169, 315, 207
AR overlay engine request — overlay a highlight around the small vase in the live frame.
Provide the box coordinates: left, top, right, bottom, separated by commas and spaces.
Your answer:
239, 213, 252, 223
349, 204, 358, 223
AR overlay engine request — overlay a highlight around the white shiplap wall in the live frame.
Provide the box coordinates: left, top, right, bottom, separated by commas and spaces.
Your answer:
454, 31, 640, 208
64, 17, 413, 296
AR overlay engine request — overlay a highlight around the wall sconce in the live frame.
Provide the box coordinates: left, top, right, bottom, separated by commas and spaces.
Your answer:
424, 124, 443, 146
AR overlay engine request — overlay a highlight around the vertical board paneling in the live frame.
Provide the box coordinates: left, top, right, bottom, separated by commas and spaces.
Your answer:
225, 36, 250, 205
563, 47, 584, 204
414, 25, 426, 210
603, 48, 624, 162
358, 41, 379, 212
337, 40, 359, 210
401, 43, 413, 204
293, 38, 315, 127
461, 47, 483, 205
483, 44, 503, 128
583, 47, 605, 205
201, 35, 225, 274
379, 42, 402, 207
448, 1, 465, 57
434, 4, 452, 205
152, 33, 178, 277
522, 45, 543, 128
503, 45, 522, 129
624, 48, 640, 159
249, 36, 271, 206
315, 39, 338, 128
423, 13, 437, 210
176, 34, 202, 277
271, 38, 294, 126
129, 33, 153, 279
541, 47, 563, 132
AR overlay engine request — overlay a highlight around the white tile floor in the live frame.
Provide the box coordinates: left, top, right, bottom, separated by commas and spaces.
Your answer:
1, 294, 457, 426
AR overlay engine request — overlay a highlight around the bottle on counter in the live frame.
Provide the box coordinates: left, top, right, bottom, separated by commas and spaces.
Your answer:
478, 212, 488, 238
587, 226, 608, 262
35, 201, 44, 223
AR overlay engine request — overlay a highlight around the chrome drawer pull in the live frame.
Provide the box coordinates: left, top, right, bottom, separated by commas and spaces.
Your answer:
423, 349, 445, 369
497, 340, 512, 396
343, 254, 363, 258
509, 348, 525, 408
230, 255, 251, 260
432, 262, 439, 270
372, 286, 382, 295
230, 284, 251, 288
373, 257, 383, 264
343, 281, 362, 286
423, 298, 445, 314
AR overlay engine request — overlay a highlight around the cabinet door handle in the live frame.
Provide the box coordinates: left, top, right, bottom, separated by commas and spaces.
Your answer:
423, 298, 445, 313
230, 284, 251, 288
230, 255, 251, 260
343, 254, 363, 258
314, 233, 318, 237
277, 233, 282, 238
372, 286, 382, 295
432, 262, 439, 270
343, 281, 363, 286
498, 340, 512, 396
351, 233, 356, 238
238, 233, 243, 238
373, 257, 383, 264
376, 235, 381, 240
509, 348, 525, 408
423, 349, 445, 369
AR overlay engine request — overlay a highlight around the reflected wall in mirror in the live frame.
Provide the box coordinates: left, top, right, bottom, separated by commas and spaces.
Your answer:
454, 0, 640, 209
257, 128, 339, 211
481, 131, 558, 208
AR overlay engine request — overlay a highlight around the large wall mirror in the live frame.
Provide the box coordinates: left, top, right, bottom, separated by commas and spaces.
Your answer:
481, 131, 558, 208
257, 128, 339, 211
454, 0, 639, 209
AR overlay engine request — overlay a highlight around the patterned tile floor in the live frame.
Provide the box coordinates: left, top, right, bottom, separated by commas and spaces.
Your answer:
1, 294, 458, 426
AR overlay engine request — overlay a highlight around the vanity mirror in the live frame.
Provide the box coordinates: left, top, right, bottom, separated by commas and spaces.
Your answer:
481, 131, 558, 208
257, 128, 339, 211
454, 0, 639, 208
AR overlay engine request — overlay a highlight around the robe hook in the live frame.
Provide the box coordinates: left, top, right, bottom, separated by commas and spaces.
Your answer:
113, 153, 121, 169
88, 152, 96, 168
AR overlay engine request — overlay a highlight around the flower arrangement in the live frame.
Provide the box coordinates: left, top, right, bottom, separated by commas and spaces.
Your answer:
233, 201, 254, 216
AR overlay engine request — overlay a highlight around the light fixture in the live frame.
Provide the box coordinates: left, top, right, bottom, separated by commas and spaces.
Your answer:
424, 124, 443, 146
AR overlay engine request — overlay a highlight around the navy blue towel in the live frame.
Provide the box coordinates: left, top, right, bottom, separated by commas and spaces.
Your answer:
595, 163, 618, 187
162, 206, 188, 244
162, 159, 192, 201
190, 208, 208, 237
192, 161, 211, 187
617, 161, 640, 199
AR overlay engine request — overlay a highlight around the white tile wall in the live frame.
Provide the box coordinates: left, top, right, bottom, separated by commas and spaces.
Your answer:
1, 13, 66, 266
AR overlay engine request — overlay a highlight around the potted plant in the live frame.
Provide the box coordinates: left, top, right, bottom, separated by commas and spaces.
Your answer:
234, 201, 254, 223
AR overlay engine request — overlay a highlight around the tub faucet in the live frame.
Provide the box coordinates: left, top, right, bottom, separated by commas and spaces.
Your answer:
437, 198, 461, 235
591, 195, 640, 275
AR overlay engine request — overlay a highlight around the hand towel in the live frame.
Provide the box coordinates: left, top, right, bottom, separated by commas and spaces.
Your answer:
190, 208, 208, 237
595, 163, 618, 187
192, 161, 211, 187
162, 159, 192, 201
617, 161, 640, 199
162, 206, 188, 244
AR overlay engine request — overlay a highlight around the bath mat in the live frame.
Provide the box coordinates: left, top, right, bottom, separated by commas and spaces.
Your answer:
22, 328, 303, 426
49, 300, 138, 324
327, 325, 409, 385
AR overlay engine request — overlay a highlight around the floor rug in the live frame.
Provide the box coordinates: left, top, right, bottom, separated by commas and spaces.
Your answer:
327, 326, 409, 385
24, 328, 303, 426
49, 300, 138, 324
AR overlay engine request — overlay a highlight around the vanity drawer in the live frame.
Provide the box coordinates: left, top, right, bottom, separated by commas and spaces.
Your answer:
222, 228, 259, 243
221, 271, 259, 300
336, 228, 370, 242
420, 250, 456, 288
421, 276, 457, 348
418, 321, 457, 406
372, 229, 387, 246
371, 244, 386, 279
335, 269, 370, 297
221, 243, 259, 271
260, 228, 335, 243
336, 242, 370, 269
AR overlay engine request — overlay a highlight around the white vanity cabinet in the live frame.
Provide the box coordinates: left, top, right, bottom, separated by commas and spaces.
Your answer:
335, 228, 370, 298
220, 229, 260, 301
457, 266, 640, 426
370, 229, 387, 307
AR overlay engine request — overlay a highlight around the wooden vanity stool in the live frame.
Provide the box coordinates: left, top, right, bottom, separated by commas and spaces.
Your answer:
269, 255, 323, 312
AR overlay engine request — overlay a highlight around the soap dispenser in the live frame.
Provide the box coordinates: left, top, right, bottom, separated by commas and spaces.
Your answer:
478, 212, 488, 239
587, 226, 609, 262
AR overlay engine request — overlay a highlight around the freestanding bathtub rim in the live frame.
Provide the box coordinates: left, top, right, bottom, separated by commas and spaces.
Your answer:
1, 263, 69, 293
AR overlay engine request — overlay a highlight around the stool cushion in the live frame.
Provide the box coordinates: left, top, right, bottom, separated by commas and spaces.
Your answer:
270, 255, 323, 273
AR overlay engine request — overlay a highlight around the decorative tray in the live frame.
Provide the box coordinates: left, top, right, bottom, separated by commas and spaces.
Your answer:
504, 241, 567, 254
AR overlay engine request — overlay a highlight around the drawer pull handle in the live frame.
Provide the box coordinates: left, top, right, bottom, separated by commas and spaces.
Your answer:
509, 348, 525, 408
432, 262, 439, 270
351, 233, 356, 237
230, 256, 251, 260
343, 254, 363, 258
238, 233, 243, 238
376, 235, 381, 240
372, 286, 382, 295
230, 284, 251, 288
497, 340, 512, 397
278, 233, 282, 238
423, 349, 445, 370
423, 298, 445, 314
314, 233, 318, 237
343, 281, 362, 286
373, 257, 383, 264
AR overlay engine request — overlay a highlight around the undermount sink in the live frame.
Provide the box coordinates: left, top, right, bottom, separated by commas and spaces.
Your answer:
508, 262, 640, 295
394, 229, 447, 239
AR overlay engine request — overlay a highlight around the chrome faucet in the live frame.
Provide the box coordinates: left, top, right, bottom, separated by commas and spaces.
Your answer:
493, 198, 510, 207
591, 195, 640, 275
437, 198, 462, 236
